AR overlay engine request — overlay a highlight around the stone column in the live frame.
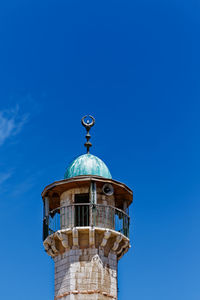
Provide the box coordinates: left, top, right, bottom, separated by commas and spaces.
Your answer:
54, 248, 117, 300
43, 227, 130, 300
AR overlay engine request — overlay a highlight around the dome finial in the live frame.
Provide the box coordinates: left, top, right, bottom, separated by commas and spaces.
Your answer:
81, 115, 95, 153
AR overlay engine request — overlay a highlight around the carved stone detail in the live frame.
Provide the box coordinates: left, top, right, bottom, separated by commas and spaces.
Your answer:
55, 231, 69, 249
44, 236, 58, 257
89, 227, 95, 246
117, 240, 129, 255
101, 230, 111, 247
72, 228, 79, 247
112, 235, 123, 251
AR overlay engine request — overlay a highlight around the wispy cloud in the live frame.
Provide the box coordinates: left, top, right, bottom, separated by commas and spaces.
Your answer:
0, 105, 28, 146
0, 171, 13, 185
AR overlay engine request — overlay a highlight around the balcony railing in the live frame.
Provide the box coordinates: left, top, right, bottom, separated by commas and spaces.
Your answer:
43, 203, 130, 240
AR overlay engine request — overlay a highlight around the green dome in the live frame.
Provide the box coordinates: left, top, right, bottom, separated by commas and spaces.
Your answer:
64, 154, 112, 179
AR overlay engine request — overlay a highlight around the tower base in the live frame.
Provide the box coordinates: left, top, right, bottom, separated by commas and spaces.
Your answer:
54, 248, 117, 300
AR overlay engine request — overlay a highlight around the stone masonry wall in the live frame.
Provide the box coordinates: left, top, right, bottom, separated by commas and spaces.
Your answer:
54, 248, 117, 300
60, 187, 115, 231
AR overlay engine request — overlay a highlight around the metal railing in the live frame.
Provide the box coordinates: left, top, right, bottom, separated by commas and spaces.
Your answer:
43, 203, 130, 240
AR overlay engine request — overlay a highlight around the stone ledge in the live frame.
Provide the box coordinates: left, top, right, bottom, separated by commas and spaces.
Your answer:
43, 227, 130, 260
55, 289, 117, 299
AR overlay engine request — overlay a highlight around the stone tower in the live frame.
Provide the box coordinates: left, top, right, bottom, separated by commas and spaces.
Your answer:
42, 116, 133, 300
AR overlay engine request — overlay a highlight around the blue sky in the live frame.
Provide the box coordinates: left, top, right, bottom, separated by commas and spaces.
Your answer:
0, 0, 199, 299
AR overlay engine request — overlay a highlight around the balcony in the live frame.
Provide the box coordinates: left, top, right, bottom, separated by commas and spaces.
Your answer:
43, 203, 130, 240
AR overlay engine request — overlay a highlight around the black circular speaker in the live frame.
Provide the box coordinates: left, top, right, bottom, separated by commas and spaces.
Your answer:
102, 183, 114, 196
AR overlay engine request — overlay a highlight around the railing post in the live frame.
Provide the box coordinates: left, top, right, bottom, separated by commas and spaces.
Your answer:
60, 207, 64, 229
43, 216, 49, 241
112, 208, 116, 230
71, 205, 75, 228
90, 204, 93, 227
90, 182, 97, 228
44, 197, 49, 217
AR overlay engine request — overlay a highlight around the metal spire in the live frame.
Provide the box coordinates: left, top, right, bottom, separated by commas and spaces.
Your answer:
81, 115, 95, 153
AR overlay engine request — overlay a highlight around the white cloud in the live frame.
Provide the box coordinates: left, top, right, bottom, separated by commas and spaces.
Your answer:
0, 171, 13, 185
0, 106, 28, 146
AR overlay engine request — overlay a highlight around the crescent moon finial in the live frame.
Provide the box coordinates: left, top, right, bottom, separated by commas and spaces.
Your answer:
81, 115, 95, 153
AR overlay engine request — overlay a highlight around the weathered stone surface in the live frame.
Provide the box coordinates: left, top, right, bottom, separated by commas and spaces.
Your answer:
54, 248, 117, 300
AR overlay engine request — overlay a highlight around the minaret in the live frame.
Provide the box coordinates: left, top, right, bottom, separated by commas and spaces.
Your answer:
42, 115, 133, 300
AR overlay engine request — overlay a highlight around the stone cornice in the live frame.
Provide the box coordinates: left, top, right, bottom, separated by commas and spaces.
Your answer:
43, 227, 130, 260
